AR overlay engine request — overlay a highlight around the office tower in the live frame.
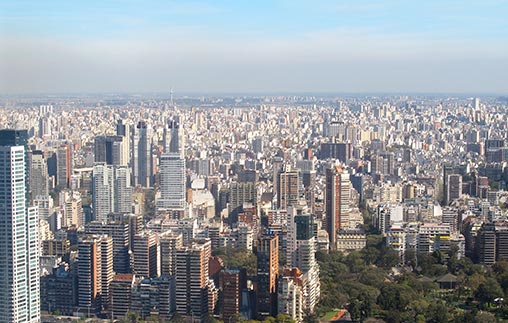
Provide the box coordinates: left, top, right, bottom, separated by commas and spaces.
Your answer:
175, 240, 211, 321
94, 135, 128, 166
59, 190, 83, 227
160, 233, 183, 276
380, 151, 395, 176
442, 164, 465, 204
42, 239, 70, 257
272, 157, 284, 199
221, 269, 244, 323
0, 129, 40, 323
446, 174, 462, 204
111, 274, 135, 319
278, 271, 304, 323
57, 143, 72, 188
277, 165, 301, 210
76, 235, 113, 314
257, 234, 279, 318
92, 163, 115, 222
237, 224, 254, 251
86, 220, 131, 274
100, 236, 114, 311
133, 232, 160, 278
442, 207, 459, 234
40, 264, 76, 316
29, 150, 48, 200
229, 182, 257, 225
77, 237, 103, 314
34, 195, 54, 221
286, 210, 320, 313
253, 137, 264, 154
114, 166, 132, 213
132, 121, 153, 187
163, 117, 184, 156
325, 166, 351, 249
131, 276, 176, 321
157, 152, 186, 210
319, 142, 352, 162
116, 119, 131, 165
473, 97, 480, 110
92, 163, 132, 222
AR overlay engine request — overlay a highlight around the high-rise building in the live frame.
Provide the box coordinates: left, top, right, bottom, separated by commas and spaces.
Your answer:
131, 276, 176, 321
116, 119, 131, 166
175, 240, 211, 321
76, 235, 113, 314
278, 271, 304, 323
86, 220, 131, 274
157, 153, 186, 210
0, 129, 40, 323
286, 209, 320, 313
40, 264, 76, 316
319, 142, 351, 162
229, 182, 256, 225
160, 233, 183, 276
163, 118, 185, 156
92, 163, 114, 222
257, 234, 279, 318
77, 237, 103, 314
94, 135, 128, 166
132, 232, 160, 278
100, 236, 114, 311
110, 274, 135, 319
221, 269, 245, 323
59, 190, 83, 228
29, 150, 48, 200
56, 143, 72, 188
132, 121, 153, 187
446, 174, 462, 204
277, 166, 301, 210
114, 166, 133, 214
92, 163, 132, 222
325, 165, 351, 249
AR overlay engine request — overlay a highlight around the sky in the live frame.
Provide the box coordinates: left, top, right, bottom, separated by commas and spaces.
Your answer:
0, 0, 507, 95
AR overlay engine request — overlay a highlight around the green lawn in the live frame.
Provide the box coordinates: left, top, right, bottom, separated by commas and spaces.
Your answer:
321, 310, 339, 321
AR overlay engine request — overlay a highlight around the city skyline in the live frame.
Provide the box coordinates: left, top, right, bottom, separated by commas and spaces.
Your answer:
1, 0, 507, 94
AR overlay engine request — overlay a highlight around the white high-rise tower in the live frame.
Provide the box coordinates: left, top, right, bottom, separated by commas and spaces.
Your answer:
0, 130, 40, 323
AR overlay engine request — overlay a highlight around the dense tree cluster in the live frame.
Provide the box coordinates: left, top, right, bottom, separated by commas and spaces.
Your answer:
314, 238, 508, 323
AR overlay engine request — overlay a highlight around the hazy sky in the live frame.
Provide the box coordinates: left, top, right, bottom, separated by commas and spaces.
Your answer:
1, 0, 507, 94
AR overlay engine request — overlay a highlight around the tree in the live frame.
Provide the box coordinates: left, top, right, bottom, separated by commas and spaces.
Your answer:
473, 311, 497, 323
348, 291, 373, 323
125, 311, 140, 323
474, 278, 504, 306
425, 301, 449, 323
170, 313, 186, 323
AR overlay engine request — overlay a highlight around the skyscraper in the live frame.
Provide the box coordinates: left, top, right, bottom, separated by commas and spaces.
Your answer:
57, 143, 72, 188
325, 165, 351, 249
157, 153, 186, 210
0, 129, 40, 323
132, 121, 153, 187
94, 135, 128, 166
257, 234, 279, 318
163, 117, 184, 156
277, 165, 301, 210
175, 240, 211, 322
92, 163, 132, 222
29, 150, 48, 200
132, 232, 160, 278
86, 220, 131, 274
